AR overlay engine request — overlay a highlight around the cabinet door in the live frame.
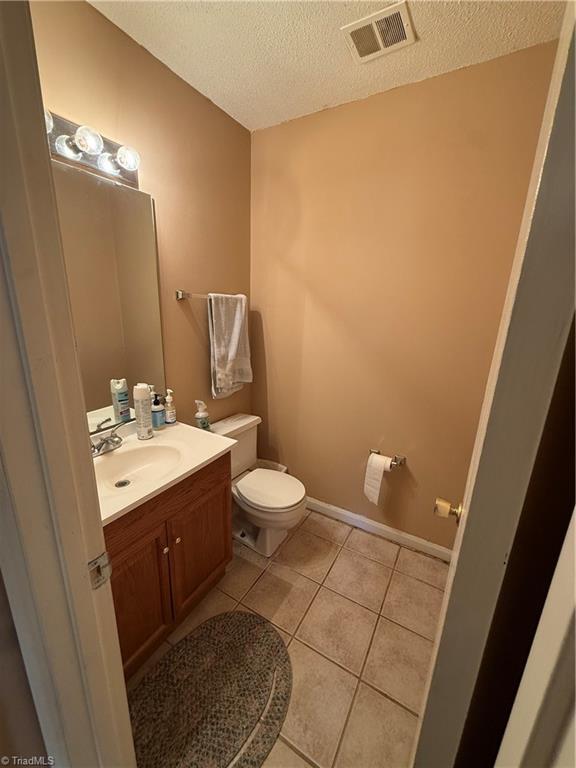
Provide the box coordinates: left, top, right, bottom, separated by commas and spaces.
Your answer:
108, 522, 173, 677
168, 481, 231, 621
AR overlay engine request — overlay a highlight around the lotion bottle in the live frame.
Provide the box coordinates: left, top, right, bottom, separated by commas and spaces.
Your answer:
134, 383, 153, 440
194, 400, 211, 431
110, 378, 130, 423
165, 389, 177, 424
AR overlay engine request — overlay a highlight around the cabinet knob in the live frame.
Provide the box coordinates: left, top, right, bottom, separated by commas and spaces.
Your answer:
175, 537, 182, 544
162, 546, 169, 555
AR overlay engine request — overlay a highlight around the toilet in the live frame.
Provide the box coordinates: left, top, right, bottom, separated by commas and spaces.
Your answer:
211, 414, 307, 556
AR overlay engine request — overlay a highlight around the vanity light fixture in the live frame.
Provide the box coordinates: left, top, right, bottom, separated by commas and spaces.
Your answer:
54, 125, 103, 161
116, 145, 140, 172
45, 110, 141, 189
97, 152, 121, 176
74, 125, 104, 155
97, 146, 141, 176
54, 134, 83, 160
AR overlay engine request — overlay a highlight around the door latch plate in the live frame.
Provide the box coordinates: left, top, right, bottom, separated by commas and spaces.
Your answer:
88, 551, 112, 589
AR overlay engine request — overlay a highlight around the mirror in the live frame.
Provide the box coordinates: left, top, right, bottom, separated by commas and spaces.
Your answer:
52, 161, 165, 430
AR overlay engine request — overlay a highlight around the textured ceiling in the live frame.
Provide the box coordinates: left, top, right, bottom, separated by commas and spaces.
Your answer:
90, 1, 564, 130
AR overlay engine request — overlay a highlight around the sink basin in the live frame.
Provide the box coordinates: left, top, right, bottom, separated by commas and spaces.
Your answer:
94, 444, 182, 496
93, 422, 236, 525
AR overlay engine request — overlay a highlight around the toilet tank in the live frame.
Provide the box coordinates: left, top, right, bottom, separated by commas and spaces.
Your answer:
211, 414, 262, 478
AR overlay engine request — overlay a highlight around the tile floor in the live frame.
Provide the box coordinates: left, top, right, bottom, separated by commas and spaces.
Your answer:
129, 509, 449, 768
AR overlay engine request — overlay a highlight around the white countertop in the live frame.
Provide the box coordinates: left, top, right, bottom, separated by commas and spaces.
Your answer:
94, 421, 236, 526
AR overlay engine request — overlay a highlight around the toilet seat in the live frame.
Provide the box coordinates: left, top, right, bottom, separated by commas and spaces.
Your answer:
235, 468, 306, 512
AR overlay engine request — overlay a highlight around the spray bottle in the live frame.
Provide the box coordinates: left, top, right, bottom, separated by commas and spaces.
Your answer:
110, 378, 130, 423
133, 383, 153, 440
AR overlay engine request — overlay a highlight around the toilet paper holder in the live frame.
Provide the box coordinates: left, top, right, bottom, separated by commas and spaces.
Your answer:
369, 449, 406, 469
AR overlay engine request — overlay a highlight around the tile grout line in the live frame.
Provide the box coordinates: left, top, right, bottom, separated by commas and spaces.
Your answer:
277, 733, 322, 768
275, 533, 343, 766
394, 542, 450, 565
359, 677, 422, 719
300, 519, 353, 548
331, 548, 400, 767
375, 614, 437, 644
279, 534, 346, 765
391, 565, 447, 592
282, 535, 343, 641
341, 541, 400, 568
319, 580, 386, 616
330, 542, 403, 768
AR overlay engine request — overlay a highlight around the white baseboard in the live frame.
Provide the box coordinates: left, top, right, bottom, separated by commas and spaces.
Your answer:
306, 496, 452, 563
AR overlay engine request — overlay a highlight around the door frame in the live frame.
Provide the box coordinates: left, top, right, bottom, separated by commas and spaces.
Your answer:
0, 3, 135, 765
414, 9, 574, 767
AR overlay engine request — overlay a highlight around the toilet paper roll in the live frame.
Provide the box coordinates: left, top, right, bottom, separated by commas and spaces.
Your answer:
364, 453, 393, 504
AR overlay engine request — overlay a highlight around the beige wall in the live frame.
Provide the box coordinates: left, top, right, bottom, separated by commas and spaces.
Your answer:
31, 1, 251, 425
251, 42, 556, 548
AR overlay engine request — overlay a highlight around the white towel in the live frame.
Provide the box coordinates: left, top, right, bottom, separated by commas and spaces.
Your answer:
208, 293, 253, 399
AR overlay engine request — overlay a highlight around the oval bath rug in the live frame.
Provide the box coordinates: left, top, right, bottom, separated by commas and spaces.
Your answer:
129, 611, 292, 768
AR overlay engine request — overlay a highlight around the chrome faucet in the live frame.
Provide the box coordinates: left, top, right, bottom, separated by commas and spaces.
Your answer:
91, 422, 130, 458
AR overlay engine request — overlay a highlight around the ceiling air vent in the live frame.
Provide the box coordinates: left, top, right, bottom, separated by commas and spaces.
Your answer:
341, 2, 416, 64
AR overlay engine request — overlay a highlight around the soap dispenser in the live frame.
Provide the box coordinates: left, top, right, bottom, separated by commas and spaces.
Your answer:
151, 392, 165, 430
194, 400, 211, 431
165, 389, 177, 424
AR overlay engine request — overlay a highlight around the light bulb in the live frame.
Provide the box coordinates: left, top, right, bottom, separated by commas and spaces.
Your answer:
44, 109, 54, 134
74, 125, 104, 156
55, 134, 82, 160
116, 145, 140, 172
97, 152, 120, 176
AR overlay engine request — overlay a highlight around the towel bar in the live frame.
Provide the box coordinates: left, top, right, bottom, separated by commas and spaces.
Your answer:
175, 289, 208, 301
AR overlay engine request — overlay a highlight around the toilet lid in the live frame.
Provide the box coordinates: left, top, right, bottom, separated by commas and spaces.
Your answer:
236, 469, 306, 511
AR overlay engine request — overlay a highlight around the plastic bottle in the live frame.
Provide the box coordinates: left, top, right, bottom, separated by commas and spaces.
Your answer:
151, 392, 165, 430
165, 389, 177, 424
194, 400, 211, 431
110, 378, 130, 423
133, 383, 153, 440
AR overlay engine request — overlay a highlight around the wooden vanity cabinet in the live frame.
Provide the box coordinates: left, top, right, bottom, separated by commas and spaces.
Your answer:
104, 454, 232, 678
168, 482, 231, 622
107, 522, 173, 673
